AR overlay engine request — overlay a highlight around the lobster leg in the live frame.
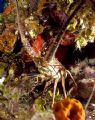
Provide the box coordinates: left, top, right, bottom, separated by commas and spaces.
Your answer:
66, 70, 77, 88
52, 78, 59, 106
61, 77, 67, 99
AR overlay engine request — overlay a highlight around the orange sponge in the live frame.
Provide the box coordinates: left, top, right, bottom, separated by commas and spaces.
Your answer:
53, 98, 85, 120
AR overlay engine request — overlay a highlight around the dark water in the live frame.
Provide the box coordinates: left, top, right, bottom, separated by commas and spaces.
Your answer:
0, 0, 6, 13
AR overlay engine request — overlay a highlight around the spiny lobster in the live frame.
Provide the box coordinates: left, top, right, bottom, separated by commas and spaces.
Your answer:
15, 0, 86, 105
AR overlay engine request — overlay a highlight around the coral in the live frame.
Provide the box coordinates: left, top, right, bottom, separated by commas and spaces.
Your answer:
4, 3, 15, 15
25, 16, 44, 39
0, 32, 16, 53
53, 98, 85, 120
32, 35, 44, 56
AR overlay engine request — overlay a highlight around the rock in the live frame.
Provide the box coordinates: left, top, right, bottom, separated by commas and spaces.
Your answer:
78, 78, 95, 99
31, 110, 55, 120
86, 110, 95, 120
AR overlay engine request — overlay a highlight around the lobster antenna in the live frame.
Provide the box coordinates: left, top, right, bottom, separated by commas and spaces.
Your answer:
45, 0, 86, 63
15, 0, 38, 57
